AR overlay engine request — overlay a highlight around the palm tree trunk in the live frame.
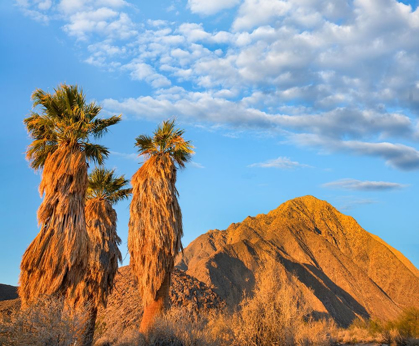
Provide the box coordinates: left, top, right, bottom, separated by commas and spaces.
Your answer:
80, 306, 98, 346
139, 272, 171, 335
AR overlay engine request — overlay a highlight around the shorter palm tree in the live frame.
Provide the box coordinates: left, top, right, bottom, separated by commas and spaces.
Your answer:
128, 120, 194, 334
78, 167, 131, 345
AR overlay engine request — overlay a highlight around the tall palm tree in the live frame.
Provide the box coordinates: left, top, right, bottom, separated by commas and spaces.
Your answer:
80, 167, 131, 345
19, 84, 121, 310
128, 120, 194, 334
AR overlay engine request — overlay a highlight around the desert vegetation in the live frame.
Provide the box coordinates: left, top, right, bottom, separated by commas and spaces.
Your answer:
89, 264, 419, 346
0, 297, 88, 346
2, 264, 418, 345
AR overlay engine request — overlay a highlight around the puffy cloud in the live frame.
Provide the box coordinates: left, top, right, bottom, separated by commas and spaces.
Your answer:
123, 62, 171, 88
188, 0, 241, 15
249, 156, 311, 169
178, 23, 211, 42
63, 10, 137, 40
17, 0, 419, 170
322, 179, 408, 191
103, 90, 418, 140
233, 0, 292, 31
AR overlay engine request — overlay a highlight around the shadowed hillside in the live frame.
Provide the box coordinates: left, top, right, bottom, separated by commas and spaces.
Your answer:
176, 195, 419, 327
0, 285, 17, 302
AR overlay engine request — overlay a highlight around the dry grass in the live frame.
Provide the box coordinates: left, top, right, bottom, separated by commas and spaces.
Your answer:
5, 273, 418, 346
19, 146, 89, 308
128, 155, 183, 308
334, 308, 419, 345
0, 296, 88, 346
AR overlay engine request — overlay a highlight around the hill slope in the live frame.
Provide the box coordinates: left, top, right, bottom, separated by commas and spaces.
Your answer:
0, 284, 18, 302
176, 195, 419, 327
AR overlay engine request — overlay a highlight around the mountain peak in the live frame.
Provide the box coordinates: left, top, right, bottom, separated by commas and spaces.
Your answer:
270, 195, 337, 216
176, 196, 419, 326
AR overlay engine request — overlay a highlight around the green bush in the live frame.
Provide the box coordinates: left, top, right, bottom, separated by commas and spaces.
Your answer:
389, 307, 419, 338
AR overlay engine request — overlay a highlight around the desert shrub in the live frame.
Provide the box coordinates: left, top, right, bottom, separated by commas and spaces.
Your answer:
144, 306, 214, 346
230, 262, 333, 346
335, 317, 385, 344
0, 296, 88, 346
389, 307, 419, 338
350, 317, 384, 335
380, 307, 419, 346
336, 322, 379, 344
334, 308, 419, 346
96, 306, 222, 346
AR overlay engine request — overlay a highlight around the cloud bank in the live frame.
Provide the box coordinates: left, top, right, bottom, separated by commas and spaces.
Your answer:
17, 0, 419, 170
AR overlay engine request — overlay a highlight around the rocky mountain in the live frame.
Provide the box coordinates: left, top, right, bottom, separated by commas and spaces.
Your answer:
175, 195, 419, 327
0, 284, 17, 302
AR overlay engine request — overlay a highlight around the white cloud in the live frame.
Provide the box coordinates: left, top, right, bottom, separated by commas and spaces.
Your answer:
59, 0, 87, 14
17, 0, 419, 171
63, 10, 137, 40
188, 0, 241, 15
248, 156, 311, 169
233, 0, 292, 31
123, 62, 171, 88
190, 161, 205, 168
292, 134, 419, 171
322, 179, 408, 191
178, 23, 211, 42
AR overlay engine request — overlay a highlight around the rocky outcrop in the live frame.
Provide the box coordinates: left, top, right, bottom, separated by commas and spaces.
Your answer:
94, 266, 224, 342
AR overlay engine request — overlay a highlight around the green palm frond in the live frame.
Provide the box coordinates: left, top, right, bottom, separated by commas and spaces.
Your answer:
91, 115, 122, 139
84, 143, 109, 165
24, 84, 121, 170
134, 120, 194, 168
87, 167, 132, 204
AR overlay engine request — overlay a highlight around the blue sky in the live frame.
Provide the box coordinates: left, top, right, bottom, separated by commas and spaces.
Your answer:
1, 0, 418, 285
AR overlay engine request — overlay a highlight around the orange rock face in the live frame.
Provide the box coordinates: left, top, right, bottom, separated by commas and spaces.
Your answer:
176, 195, 419, 327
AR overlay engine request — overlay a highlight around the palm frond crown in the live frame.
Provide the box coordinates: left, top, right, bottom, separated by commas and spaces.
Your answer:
134, 119, 194, 168
24, 84, 121, 170
87, 167, 132, 204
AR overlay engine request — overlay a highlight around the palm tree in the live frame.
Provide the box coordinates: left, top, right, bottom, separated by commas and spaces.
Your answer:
19, 84, 121, 311
80, 167, 131, 345
128, 120, 194, 334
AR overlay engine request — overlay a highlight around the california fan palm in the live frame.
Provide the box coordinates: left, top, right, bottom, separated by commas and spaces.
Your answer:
19, 84, 121, 310
128, 120, 194, 334
80, 167, 131, 345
